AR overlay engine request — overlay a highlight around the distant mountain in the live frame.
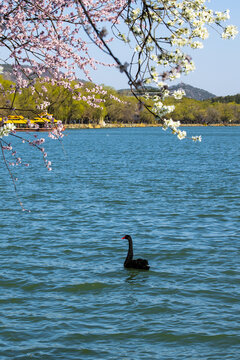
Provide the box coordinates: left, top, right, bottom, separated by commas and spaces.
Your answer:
118, 82, 216, 101
169, 83, 216, 101
0, 63, 16, 82
0, 63, 86, 84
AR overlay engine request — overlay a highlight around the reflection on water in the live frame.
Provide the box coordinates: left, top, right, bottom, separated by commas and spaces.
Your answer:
125, 269, 150, 283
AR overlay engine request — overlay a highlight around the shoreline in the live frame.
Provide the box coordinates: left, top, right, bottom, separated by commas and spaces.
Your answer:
65, 123, 240, 129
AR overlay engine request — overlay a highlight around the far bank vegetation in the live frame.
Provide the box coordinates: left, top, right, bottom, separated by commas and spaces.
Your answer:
0, 75, 240, 125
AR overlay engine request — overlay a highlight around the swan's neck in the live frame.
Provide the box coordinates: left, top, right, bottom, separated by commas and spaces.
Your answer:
124, 237, 133, 265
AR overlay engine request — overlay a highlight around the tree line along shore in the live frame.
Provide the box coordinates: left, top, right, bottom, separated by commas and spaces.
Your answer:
1, 75, 240, 126
64, 122, 240, 129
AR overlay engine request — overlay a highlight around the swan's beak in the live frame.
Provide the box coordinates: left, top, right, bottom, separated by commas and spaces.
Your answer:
122, 236, 126, 239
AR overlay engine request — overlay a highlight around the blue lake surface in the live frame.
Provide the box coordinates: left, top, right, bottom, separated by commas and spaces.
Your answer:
0, 126, 240, 359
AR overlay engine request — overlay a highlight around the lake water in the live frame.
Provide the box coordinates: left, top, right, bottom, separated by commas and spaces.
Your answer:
0, 126, 239, 359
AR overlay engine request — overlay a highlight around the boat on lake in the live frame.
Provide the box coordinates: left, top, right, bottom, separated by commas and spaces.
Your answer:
0, 113, 60, 131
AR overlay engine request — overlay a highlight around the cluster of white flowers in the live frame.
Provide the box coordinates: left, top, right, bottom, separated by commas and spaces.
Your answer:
162, 119, 187, 140
172, 89, 186, 100
215, 10, 230, 22
162, 119, 202, 142
0, 123, 16, 138
125, 0, 238, 78
190, 41, 204, 49
131, 8, 141, 20
119, 0, 238, 141
152, 101, 175, 118
192, 136, 202, 142
222, 25, 238, 40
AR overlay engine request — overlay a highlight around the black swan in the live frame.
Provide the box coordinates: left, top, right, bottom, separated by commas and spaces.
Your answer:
122, 235, 150, 270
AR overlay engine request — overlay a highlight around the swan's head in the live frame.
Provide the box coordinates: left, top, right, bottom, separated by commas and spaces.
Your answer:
122, 235, 132, 241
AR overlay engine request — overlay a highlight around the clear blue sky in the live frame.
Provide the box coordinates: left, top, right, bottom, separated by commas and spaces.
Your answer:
89, 0, 240, 96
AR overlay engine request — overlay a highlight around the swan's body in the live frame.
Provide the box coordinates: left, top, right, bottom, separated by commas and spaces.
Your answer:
122, 235, 150, 270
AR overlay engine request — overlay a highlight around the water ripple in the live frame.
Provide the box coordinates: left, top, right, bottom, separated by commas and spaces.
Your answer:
0, 127, 240, 359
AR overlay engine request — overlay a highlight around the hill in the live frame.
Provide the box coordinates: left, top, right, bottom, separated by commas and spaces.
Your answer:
0, 63, 88, 84
0, 63, 16, 82
118, 82, 216, 101
169, 83, 216, 101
